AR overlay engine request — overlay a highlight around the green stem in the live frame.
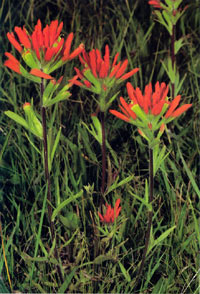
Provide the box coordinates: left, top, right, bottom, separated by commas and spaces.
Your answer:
40, 80, 54, 239
138, 147, 154, 278
40, 79, 63, 283
100, 111, 106, 195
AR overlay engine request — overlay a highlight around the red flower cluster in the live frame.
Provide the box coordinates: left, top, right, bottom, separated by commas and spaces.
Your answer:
73, 45, 139, 91
98, 199, 121, 224
110, 81, 192, 123
4, 19, 84, 79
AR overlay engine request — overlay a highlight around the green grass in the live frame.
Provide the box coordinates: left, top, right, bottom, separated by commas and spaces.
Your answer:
0, 0, 199, 293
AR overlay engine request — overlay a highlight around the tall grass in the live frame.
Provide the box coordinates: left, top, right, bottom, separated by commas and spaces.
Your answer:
0, 0, 199, 293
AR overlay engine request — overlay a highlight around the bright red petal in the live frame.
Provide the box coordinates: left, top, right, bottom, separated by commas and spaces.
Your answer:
115, 59, 128, 78
89, 49, 97, 78
69, 43, 84, 60
63, 32, 74, 59
109, 62, 121, 78
165, 95, 181, 118
49, 20, 58, 46
109, 109, 130, 122
120, 68, 139, 81
104, 45, 110, 72
98, 211, 104, 222
30, 69, 53, 79
7, 32, 23, 53
126, 82, 137, 104
171, 104, 192, 117
14, 27, 31, 49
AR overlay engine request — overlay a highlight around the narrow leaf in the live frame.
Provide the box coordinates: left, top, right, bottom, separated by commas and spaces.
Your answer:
52, 190, 83, 221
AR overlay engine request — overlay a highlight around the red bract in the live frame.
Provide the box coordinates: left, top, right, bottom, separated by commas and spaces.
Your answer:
74, 45, 139, 91
148, 0, 163, 9
110, 81, 192, 125
98, 199, 121, 224
5, 19, 84, 79
4, 52, 21, 74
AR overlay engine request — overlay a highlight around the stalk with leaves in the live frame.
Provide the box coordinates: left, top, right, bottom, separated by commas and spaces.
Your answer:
74, 45, 139, 197
4, 19, 84, 281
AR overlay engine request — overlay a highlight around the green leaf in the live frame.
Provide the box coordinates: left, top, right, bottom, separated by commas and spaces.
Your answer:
147, 226, 176, 254
173, 0, 182, 10
92, 116, 102, 132
58, 268, 77, 293
44, 91, 71, 107
161, 58, 176, 83
106, 91, 120, 108
153, 145, 169, 176
155, 10, 172, 35
174, 38, 184, 55
131, 104, 149, 124
174, 73, 186, 96
118, 261, 131, 282
22, 50, 39, 69
82, 116, 102, 144
84, 69, 101, 93
49, 127, 62, 171
23, 104, 43, 138
167, 57, 176, 83
59, 213, 80, 230
129, 182, 152, 211
51, 190, 83, 221
162, 10, 173, 32
106, 175, 134, 195
4, 111, 29, 129
43, 80, 57, 105
78, 125, 98, 162
24, 133, 41, 154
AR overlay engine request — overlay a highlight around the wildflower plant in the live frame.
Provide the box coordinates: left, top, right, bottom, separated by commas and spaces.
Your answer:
110, 79, 192, 277
148, 0, 188, 99
4, 19, 84, 283
74, 45, 139, 194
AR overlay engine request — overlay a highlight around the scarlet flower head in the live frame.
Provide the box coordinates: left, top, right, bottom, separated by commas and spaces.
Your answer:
98, 199, 121, 224
4, 19, 84, 81
72, 45, 139, 111
110, 81, 192, 143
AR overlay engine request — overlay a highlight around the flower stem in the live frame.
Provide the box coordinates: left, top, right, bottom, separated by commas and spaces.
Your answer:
171, 24, 175, 99
138, 147, 154, 278
100, 111, 106, 195
40, 79, 63, 283
40, 80, 54, 239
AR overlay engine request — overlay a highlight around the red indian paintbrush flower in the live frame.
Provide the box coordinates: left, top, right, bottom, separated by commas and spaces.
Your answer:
72, 45, 139, 111
110, 82, 192, 142
148, 0, 163, 9
98, 199, 121, 224
4, 19, 84, 80
73, 45, 139, 92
